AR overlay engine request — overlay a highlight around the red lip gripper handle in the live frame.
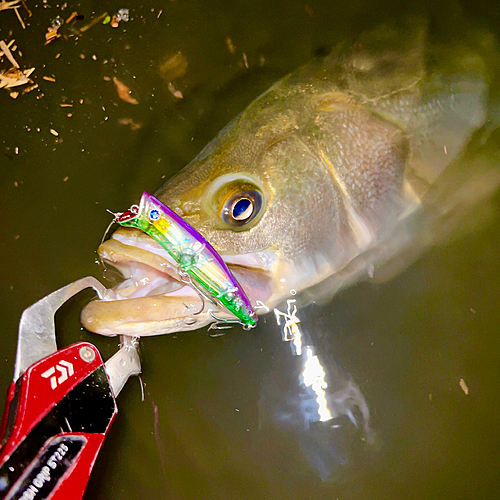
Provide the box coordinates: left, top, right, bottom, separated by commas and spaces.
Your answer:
0, 343, 117, 500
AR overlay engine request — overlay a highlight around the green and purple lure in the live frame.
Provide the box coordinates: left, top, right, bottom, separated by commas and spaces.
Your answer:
115, 192, 257, 328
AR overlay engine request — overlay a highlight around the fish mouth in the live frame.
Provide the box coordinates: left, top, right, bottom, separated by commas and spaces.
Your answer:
81, 228, 276, 336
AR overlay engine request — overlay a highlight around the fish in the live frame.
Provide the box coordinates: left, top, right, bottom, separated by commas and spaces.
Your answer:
81, 19, 500, 337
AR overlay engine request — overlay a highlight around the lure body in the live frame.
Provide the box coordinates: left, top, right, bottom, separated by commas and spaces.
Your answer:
116, 192, 257, 327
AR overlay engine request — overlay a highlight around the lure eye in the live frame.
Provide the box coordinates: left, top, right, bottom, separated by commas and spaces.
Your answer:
221, 189, 262, 227
149, 209, 160, 221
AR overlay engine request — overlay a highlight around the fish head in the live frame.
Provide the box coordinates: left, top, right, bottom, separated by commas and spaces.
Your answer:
158, 121, 347, 290
81, 89, 411, 337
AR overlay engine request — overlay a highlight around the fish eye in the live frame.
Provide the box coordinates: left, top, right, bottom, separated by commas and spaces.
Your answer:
232, 197, 253, 220
220, 189, 263, 227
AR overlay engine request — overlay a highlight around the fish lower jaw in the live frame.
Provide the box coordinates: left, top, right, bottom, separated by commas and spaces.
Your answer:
81, 258, 221, 336
81, 294, 218, 337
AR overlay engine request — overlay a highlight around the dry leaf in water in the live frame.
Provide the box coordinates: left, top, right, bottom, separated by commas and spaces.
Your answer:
113, 76, 139, 105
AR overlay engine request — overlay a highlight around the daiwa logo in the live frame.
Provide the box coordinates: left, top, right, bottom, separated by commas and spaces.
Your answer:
41, 360, 74, 389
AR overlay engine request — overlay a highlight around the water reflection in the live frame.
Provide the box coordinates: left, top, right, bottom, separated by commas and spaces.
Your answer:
260, 298, 374, 481
302, 346, 332, 422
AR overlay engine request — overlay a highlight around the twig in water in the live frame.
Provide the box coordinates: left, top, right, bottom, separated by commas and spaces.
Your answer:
80, 12, 108, 33
0, 39, 19, 67
13, 6, 25, 29
0, 0, 21, 13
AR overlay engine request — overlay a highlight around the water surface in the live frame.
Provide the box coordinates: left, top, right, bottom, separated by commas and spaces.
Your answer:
1, 1, 499, 499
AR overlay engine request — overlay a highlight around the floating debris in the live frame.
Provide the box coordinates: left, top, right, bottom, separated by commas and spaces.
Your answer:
167, 82, 183, 99
43, 75, 56, 82
80, 12, 108, 33
0, 0, 21, 12
0, 0, 29, 28
0, 39, 19, 67
118, 117, 142, 131
110, 8, 129, 28
65, 11, 78, 23
21, 82, 37, 94
459, 378, 469, 395
13, 4, 24, 28
304, 4, 314, 17
113, 76, 139, 105
0, 0, 23, 28
158, 52, 188, 82
45, 28, 61, 44
0, 66, 35, 90
52, 16, 64, 28
225, 37, 236, 54
20, 0, 31, 16
45, 10, 86, 40
116, 8, 129, 22
43, 15, 67, 43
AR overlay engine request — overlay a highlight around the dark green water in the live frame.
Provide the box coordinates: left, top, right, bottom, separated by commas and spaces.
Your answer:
1, 1, 500, 499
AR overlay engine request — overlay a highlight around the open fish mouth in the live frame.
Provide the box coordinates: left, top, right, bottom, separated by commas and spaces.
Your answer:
81, 228, 275, 336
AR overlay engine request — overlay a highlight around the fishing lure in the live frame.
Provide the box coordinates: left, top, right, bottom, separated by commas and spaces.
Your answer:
114, 192, 257, 328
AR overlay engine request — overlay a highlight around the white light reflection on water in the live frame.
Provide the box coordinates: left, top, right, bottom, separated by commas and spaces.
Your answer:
268, 297, 374, 481
302, 346, 332, 422
274, 297, 332, 422
274, 298, 303, 356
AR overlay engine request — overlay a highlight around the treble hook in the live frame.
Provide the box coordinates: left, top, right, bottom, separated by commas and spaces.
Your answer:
98, 206, 139, 272
177, 269, 220, 317
208, 311, 257, 332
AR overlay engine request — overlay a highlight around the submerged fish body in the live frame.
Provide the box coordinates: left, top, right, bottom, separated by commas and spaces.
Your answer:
82, 21, 499, 336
